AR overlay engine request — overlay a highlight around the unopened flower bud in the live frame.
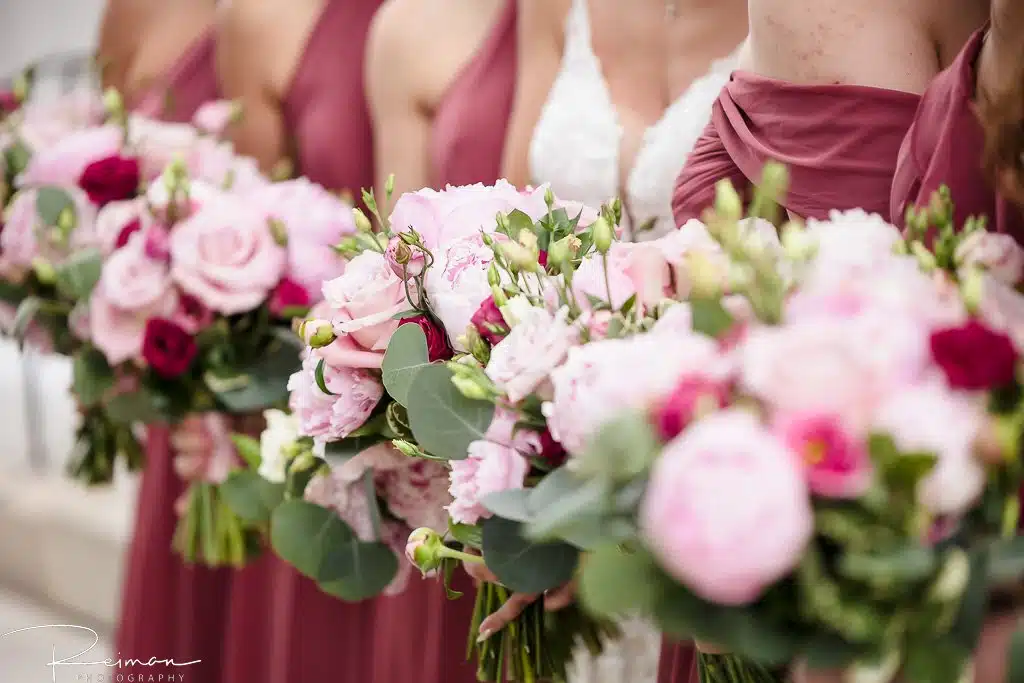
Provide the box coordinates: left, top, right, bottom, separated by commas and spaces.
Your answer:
385, 174, 395, 198
31, 258, 56, 284
544, 187, 555, 208
780, 222, 815, 262
500, 242, 539, 272
687, 251, 724, 299
352, 208, 373, 234
268, 217, 288, 246
56, 207, 76, 234
291, 451, 317, 474
546, 235, 573, 269
406, 527, 444, 574
491, 285, 508, 306
960, 267, 985, 313
496, 212, 510, 234
927, 548, 969, 603
518, 229, 538, 251
451, 375, 492, 401
333, 236, 361, 258
759, 161, 788, 201
487, 263, 501, 287
910, 241, 937, 272
592, 216, 613, 254
713, 180, 743, 223
102, 87, 124, 117
301, 319, 336, 348
610, 197, 623, 225
12, 73, 29, 103
393, 439, 423, 458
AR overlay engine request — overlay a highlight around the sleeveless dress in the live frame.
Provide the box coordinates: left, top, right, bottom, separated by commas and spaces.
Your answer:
116, 28, 265, 683
528, 1, 738, 681
371, 4, 518, 681
529, 0, 737, 242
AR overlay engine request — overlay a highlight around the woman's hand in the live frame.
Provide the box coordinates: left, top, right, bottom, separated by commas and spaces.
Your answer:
462, 557, 576, 640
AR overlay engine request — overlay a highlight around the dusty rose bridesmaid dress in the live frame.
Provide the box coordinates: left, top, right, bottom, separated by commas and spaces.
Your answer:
370, 2, 517, 681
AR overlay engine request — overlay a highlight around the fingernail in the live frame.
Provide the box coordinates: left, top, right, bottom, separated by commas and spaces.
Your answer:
476, 628, 493, 643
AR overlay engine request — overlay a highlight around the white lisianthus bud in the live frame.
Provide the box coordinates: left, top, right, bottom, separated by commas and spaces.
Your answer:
500, 242, 539, 272
959, 267, 985, 313
352, 207, 373, 234
592, 216, 614, 254
300, 319, 336, 348
499, 295, 536, 328
780, 222, 815, 262
713, 180, 743, 222
910, 241, 937, 272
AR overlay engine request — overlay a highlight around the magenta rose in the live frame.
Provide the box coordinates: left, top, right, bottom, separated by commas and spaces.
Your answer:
774, 412, 872, 499
930, 320, 1018, 390
78, 154, 140, 206
88, 233, 178, 363
398, 315, 453, 361
270, 277, 312, 317
169, 194, 287, 315
653, 376, 733, 441
471, 295, 508, 345
142, 318, 198, 378
172, 293, 215, 334
20, 125, 123, 187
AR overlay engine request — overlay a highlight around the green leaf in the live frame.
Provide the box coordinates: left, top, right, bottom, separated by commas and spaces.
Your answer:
904, 639, 970, 683
105, 389, 164, 424
504, 209, 536, 239
318, 541, 399, 602
1008, 621, 1024, 683
54, 247, 103, 300
990, 536, 1024, 585
578, 543, 660, 618
480, 488, 533, 523
11, 296, 41, 343
270, 499, 352, 579
381, 322, 431, 407
838, 546, 936, 584
406, 364, 495, 460
35, 185, 74, 226
449, 521, 483, 549
481, 515, 579, 594
230, 433, 262, 469
573, 411, 660, 483
322, 434, 387, 465
71, 348, 115, 407
799, 634, 866, 671
4, 140, 31, 178
220, 470, 285, 524
526, 470, 613, 542
214, 332, 303, 412
690, 297, 734, 338
314, 358, 334, 395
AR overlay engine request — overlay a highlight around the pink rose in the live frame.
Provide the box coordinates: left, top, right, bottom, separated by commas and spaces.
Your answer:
955, 231, 1024, 285
287, 352, 383, 448
320, 251, 408, 365
95, 198, 149, 254
872, 381, 986, 515
447, 439, 530, 526
1, 185, 98, 269
544, 332, 730, 455
88, 233, 177, 363
774, 412, 872, 499
145, 178, 224, 221
485, 307, 579, 402
246, 178, 354, 298
169, 194, 287, 314
641, 409, 813, 605
127, 115, 200, 179
471, 295, 508, 345
424, 233, 508, 350
192, 100, 238, 137
20, 125, 124, 188
741, 312, 931, 432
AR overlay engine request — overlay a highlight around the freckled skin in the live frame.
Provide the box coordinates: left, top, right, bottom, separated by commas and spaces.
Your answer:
740, 0, 989, 92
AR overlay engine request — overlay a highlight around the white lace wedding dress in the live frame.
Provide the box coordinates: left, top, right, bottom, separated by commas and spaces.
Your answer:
528, 0, 740, 680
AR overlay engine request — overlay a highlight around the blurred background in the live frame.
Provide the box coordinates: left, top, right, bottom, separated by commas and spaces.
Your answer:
0, 1, 125, 678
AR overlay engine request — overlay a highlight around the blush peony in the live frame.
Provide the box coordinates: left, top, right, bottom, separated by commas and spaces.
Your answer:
485, 307, 579, 402
447, 439, 531, 526
640, 409, 813, 605
287, 352, 383, 449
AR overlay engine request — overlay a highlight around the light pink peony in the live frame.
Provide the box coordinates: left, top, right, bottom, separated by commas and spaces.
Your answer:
246, 178, 354, 299
741, 312, 931, 433
447, 438, 531, 526
380, 458, 453, 533
388, 181, 538, 249
543, 332, 730, 455
424, 232, 508, 350
956, 231, 1024, 285
774, 412, 872, 499
94, 198, 149, 254
1, 185, 98, 269
485, 406, 544, 455
804, 210, 902, 268
640, 409, 813, 605
485, 307, 579, 402
569, 249, 636, 311
169, 193, 287, 314
88, 232, 178, 363
872, 381, 986, 515
287, 352, 383, 448
321, 250, 408, 365
19, 125, 124, 188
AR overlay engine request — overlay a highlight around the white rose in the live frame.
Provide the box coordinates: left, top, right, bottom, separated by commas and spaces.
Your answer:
258, 409, 300, 483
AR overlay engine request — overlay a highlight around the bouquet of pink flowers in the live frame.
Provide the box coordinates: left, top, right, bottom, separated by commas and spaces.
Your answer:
487, 179, 1024, 683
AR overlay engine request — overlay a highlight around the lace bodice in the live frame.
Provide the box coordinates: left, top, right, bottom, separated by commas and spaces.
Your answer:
528, 0, 738, 240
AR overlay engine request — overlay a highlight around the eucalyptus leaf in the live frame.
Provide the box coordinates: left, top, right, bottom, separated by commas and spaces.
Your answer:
220, 470, 285, 524
578, 544, 660, 618
230, 433, 262, 469
270, 499, 353, 579
406, 364, 494, 460
214, 332, 303, 412
381, 323, 431, 406
839, 546, 936, 584
11, 296, 41, 343
690, 297, 734, 338
448, 521, 483, 549
35, 185, 74, 226
574, 411, 660, 483
318, 541, 399, 602
105, 389, 163, 424
526, 475, 613, 542
72, 347, 114, 407
55, 247, 103, 300
480, 489, 533, 523
481, 515, 578, 593
322, 434, 387, 465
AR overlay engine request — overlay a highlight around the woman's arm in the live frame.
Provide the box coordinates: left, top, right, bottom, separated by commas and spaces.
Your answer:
499, 0, 568, 187
96, 0, 147, 95
365, 0, 435, 199
216, 0, 292, 172
977, 0, 1024, 204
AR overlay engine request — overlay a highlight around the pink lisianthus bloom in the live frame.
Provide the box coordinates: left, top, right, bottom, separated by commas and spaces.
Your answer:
424, 232, 510, 350
1, 185, 99, 270
640, 409, 813, 605
872, 380, 986, 516
169, 193, 287, 315
543, 332, 730, 455
569, 248, 637, 311
774, 412, 872, 499
287, 352, 383, 448
320, 250, 408, 366
485, 307, 580, 402
88, 231, 178, 364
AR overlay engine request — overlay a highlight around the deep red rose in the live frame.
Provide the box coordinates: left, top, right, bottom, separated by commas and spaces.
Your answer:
400, 315, 453, 362
470, 295, 508, 345
537, 429, 567, 467
79, 154, 140, 206
142, 318, 198, 378
269, 277, 311, 317
0, 90, 18, 114
538, 250, 548, 267
113, 217, 142, 249
653, 377, 732, 441
930, 320, 1018, 390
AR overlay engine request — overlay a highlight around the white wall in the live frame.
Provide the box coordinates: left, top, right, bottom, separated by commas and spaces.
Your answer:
0, 0, 105, 77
